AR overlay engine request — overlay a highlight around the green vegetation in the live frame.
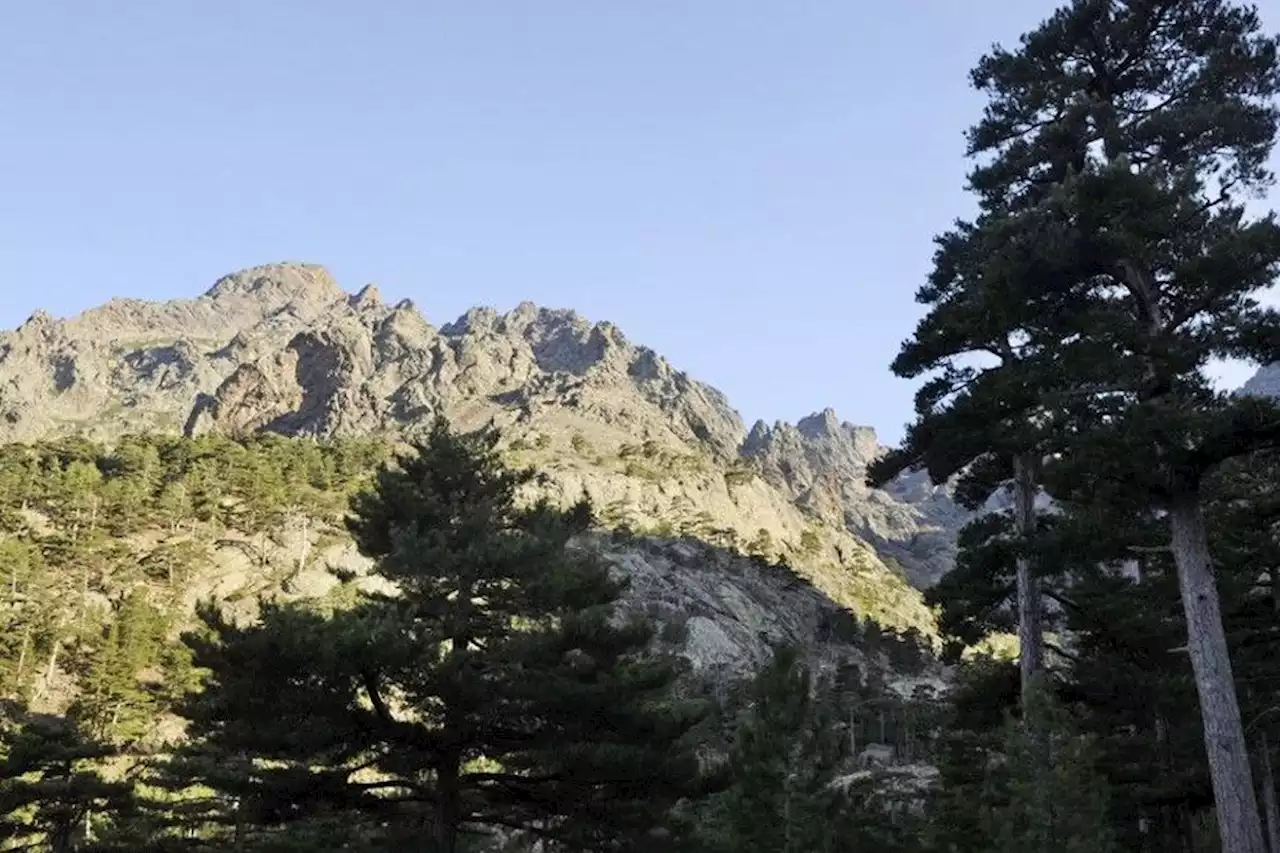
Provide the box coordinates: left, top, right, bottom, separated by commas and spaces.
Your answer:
0, 433, 387, 714
870, 1, 1280, 851
615, 440, 706, 482
692, 647, 926, 853
0, 711, 134, 852
798, 527, 822, 557
0, 412, 1218, 853
745, 528, 774, 560
0, 421, 943, 852
134, 418, 712, 852
722, 459, 757, 488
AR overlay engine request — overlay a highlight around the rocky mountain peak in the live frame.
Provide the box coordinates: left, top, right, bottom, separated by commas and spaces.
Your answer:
743, 407, 964, 587
795, 408, 880, 457
0, 264, 749, 452
796, 407, 844, 439
744, 419, 772, 449
19, 308, 56, 331
441, 306, 499, 336
12, 311, 60, 349
204, 262, 344, 304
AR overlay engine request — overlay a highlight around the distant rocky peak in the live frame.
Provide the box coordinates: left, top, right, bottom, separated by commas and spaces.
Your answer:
796, 407, 877, 443
744, 419, 772, 448
506, 300, 543, 325
440, 306, 499, 337
377, 299, 436, 343
204, 262, 345, 308
796, 407, 840, 437
743, 409, 881, 464
442, 302, 593, 339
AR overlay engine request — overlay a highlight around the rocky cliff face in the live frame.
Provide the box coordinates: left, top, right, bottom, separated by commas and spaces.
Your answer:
742, 409, 968, 587
1242, 363, 1280, 399
1, 264, 742, 453
0, 263, 964, 604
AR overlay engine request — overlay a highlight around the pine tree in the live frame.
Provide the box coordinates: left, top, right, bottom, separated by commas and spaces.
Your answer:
157, 417, 710, 852
0, 707, 133, 853
924, 655, 1020, 853
988, 683, 1118, 853
927, 664, 1117, 853
70, 590, 168, 745
0, 538, 47, 700
885, 3, 1280, 849
701, 646, 918, 853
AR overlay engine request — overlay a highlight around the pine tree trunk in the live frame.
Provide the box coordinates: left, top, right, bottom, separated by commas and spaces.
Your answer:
1261, 731, 1280, 853
435, 759, 461, 853
80, 565, 89, 628
295, 514, 312, 573
849, 707, 856, 759
1168, 498, 1267, 853
1013, 454, 1043, 704
1156, 713, 1196, 853
14, 627, 29, 687
35, 639, 60, 700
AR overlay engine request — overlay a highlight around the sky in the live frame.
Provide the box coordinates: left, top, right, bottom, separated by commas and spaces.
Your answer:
3, 1, 1279, 444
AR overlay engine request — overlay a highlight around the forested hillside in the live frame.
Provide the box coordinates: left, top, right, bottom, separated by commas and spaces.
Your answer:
0, 421, 944, 852
0, 433, 387, 719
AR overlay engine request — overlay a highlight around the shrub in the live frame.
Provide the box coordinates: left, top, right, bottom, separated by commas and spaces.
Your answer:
724, 461, 757, 488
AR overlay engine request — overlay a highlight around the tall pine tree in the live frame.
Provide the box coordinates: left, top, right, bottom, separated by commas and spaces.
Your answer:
885, 2, 1280, 849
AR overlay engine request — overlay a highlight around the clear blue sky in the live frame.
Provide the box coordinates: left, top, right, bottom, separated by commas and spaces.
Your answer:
2, 1, 1275, 442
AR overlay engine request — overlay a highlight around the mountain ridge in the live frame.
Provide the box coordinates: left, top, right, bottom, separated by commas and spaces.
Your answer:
0, 262, 967, 590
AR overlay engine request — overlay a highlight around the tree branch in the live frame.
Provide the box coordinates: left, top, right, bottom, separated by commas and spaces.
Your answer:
1045, 640, 1080, 663
1042, 587, 1084, 613
361, 670, 397, 728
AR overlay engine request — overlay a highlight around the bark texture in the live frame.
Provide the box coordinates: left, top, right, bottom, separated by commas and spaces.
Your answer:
1261, 731, 1280, 853
1013, 453, 1043, 704
1169, 499, 1266, 853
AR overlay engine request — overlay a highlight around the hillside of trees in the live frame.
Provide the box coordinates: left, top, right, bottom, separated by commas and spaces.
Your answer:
0, 419, 946, 852
3, 409, 1278, 852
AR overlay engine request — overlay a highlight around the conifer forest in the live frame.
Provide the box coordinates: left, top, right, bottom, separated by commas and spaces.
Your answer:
9, 1, 1280, 851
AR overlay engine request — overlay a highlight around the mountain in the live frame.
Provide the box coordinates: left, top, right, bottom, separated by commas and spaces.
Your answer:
0, 260, 959, 783
1242, 362, 1280, 399
0, 262, 966, 588
743, 409, 968, 587
0, 261, 977, 703
0, 263, 742, 451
